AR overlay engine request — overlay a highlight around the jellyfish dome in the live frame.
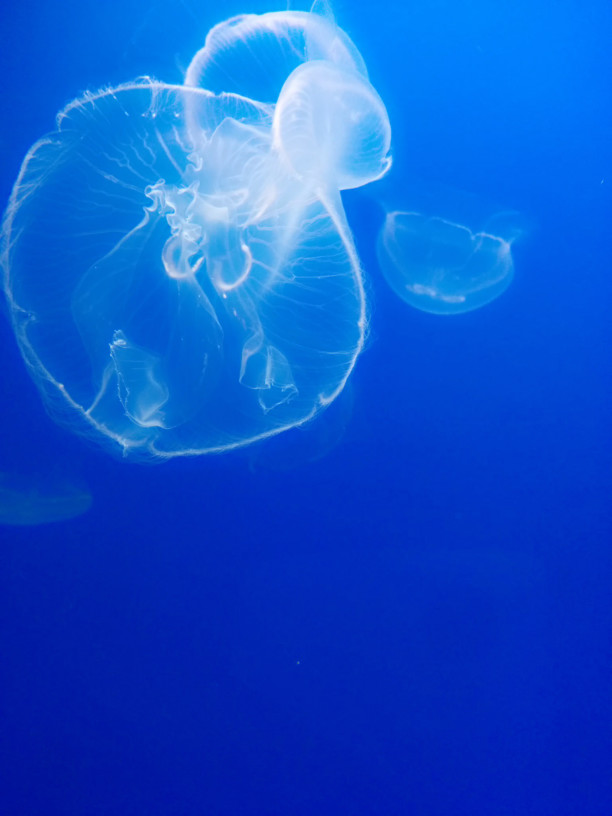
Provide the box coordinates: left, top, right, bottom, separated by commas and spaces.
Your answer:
1, 9, 391, 460
376, 210, 516, 316
184, 10, 369, 103
273, 60, 391, 191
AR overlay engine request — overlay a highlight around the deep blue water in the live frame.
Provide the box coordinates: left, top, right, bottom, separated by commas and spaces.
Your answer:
1, 1, 611, 814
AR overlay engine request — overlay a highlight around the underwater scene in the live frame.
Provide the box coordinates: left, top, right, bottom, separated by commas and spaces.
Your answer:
1, 0, 610, 813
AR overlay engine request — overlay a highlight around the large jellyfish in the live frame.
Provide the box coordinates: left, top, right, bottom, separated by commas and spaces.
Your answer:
1, 9, 391, 459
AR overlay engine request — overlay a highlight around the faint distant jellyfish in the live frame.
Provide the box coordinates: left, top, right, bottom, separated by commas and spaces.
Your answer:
0, 471, 91, 526
1, 11, 391, 460
376, 211, 517, 315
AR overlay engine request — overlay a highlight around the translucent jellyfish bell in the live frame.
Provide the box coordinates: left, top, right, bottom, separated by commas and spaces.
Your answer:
272, 60, 392, 191
1, 6, 394, 461
377, 211, 516, 315
2, 81, 368, 459
0, 471, 92, 526
184, 10, 368, 103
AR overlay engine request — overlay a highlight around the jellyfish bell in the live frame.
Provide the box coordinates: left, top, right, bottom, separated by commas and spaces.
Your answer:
1, 80, 368, 460
1, 8, 393, 461
377, 211, 515, 315
0, 470, 91, 526
272, 60, 392, 192
183, 9, 368, 104
375, 182, 525, 315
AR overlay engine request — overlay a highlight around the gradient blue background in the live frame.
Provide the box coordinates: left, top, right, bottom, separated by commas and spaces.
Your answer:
1, 1, 611, 813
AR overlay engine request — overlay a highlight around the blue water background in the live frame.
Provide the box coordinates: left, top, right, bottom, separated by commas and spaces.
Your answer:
0, 1, 610, 814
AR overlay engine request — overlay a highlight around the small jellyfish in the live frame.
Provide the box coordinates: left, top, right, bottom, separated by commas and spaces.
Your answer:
273, 59, 391, 192
0, 471, 92, 526
376, 208, 520, 316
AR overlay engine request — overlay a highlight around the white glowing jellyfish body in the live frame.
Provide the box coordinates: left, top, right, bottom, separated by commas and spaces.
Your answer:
377, 211, 516, 316
184, 9, 368, 102
1, 10, 391, 459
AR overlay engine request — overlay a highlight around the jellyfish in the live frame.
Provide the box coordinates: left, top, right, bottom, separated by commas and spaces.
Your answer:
376, 209, 518, 316
273, 59, 391, 191
0, 471, 91, 526
1, 9, 391, 460
183, 9, 369, 103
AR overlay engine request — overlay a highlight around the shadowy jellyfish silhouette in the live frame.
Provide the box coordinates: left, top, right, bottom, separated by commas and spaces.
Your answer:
0, 471, 92, 526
